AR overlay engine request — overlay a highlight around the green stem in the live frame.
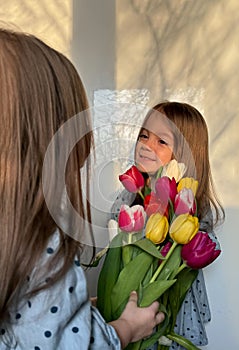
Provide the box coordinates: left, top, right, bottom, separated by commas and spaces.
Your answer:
175, 262, 188, 276
138, 190, 144, 200
156, 166, 163, 179
122, 233, 133, 266
128, 233, 132, 244
168, 199, 175, 222
150, 241, 178, 283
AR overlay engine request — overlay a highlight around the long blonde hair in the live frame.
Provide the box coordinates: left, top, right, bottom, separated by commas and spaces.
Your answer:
0, 29, 93, 320
140, 101, 225, 227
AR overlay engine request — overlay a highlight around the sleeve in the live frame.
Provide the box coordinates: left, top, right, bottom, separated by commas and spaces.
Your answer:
5, 261, 121, 350
110, 189, 136, 221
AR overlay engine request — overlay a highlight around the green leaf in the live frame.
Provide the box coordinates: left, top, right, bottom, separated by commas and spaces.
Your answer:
140, 279, 176, 307
167, 268, 198, 329
97, 232, 123, 322
111, 251, 154, 317
141, 258, 158, 286
156, 245, 182, 281
167, 332, 202, 350
131, 238, 165, 259
82, 246, 109, 267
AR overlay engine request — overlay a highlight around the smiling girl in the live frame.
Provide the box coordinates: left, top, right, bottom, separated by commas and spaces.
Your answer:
111, 101, 224, 350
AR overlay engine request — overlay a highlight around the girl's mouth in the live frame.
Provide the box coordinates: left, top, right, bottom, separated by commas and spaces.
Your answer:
139, 154, 156, 162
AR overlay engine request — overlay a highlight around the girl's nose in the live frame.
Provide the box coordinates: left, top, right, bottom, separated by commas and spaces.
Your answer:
142, 137, 157, 152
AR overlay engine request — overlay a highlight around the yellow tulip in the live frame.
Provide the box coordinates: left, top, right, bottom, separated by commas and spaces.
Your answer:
169, 213, 199, 244
145, 213, 169, 244
177, 177, 198, 196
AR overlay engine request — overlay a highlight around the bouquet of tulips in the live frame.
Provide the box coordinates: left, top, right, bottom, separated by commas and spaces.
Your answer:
96, 160, 221, 350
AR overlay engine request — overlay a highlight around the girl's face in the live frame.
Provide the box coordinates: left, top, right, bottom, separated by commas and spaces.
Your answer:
135, 112, 174, 175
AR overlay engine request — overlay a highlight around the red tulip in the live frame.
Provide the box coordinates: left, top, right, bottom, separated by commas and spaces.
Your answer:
118, 204, 146, 232
119, 165, 145, 193
155, 176, 177, 205
181, 231, 221, 269
174, 188, 196, 215
144, 192, 168, 217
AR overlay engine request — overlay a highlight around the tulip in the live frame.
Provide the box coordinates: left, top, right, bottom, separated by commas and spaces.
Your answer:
108, 219, 119, 242
174, 188, 196, 215
155, 176, 177, 205
145, 213, 169, 244
160, 241, 172, 257
177, 177, 198, 196
144, 192, 168, 217
181, 231, 221, 269
157, 241, 173, 266
118, 204, 146, 232
161, 159, 186, 182
169, 213, 199, 244
119, 165, 145, 193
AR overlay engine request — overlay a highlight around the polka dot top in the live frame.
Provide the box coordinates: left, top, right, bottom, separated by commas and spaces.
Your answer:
111, 189, 220, 350
0, 231, 121, 350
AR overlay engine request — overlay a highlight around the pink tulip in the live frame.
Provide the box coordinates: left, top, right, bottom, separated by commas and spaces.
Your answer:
174, 188, 196, 215
181, 231, 221, 269
155, 176, 177, 205
119, 165, 145, 193
118, 204, 146, 232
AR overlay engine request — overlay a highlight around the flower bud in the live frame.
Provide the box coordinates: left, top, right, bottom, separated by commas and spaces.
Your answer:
108, 219, 119, 242
161, 159, 186, 182
174, 188, 196, 215
144, 192, 168, 217
169, 213, 199, 244
118, 204, 146, 232
145, 213, 169, 244
181, 231, 221, 269
119, 165, 145, 193
177, 177, 198, 196
155, 176, 177, 205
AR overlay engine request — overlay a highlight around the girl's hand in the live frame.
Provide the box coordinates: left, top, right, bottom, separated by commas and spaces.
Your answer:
90, 297, 97, 307
109, 291, 165, 348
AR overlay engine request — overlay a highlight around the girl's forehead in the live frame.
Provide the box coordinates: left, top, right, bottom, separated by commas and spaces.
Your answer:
143, 112, 174, 142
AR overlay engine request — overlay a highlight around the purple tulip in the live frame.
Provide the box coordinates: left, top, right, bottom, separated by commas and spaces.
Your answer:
158, 241, 172, 265
181, 231, 221, 269
174, 188, 196, 215
155, 176, 177, 205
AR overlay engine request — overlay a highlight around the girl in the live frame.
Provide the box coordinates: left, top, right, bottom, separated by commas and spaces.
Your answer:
111, 101, 225, 349
0, 28, 164, 349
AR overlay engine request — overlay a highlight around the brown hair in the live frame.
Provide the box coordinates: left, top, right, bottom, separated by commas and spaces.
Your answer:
0, 29, 93, 321
139, 101, 225, 227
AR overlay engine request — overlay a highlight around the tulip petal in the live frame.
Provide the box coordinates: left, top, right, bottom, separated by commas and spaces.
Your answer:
118, 206, 133, 232
119, 165, 145, 193
181, 231, 221, 269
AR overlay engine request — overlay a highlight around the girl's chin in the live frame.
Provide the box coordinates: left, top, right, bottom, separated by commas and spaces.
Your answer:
136, 164, 158, 176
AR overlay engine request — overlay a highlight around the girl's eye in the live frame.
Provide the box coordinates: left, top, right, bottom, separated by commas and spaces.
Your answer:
138, 133, 148, 140
159, 139, 167, 145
